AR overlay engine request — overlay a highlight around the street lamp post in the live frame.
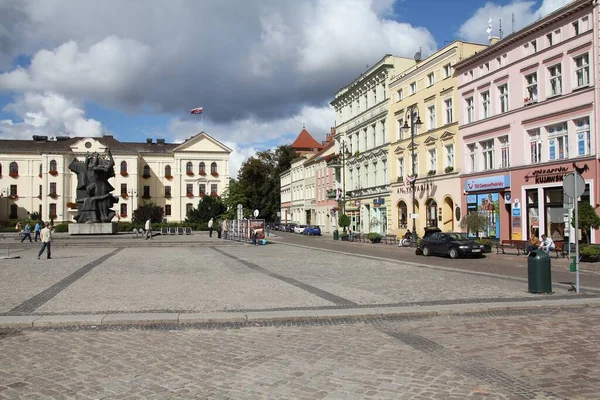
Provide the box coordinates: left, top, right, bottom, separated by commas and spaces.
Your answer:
339, 141, 349, 215
127, 188, 137, 221
402, 106, 423, 248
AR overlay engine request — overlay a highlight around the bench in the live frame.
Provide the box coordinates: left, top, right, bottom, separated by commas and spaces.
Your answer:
550, 240, 567, 259
384, 234, 397, 245
496, 240, 528, 255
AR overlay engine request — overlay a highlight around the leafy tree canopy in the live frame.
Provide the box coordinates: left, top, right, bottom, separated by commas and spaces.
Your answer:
132, 202, 164, 225
186, 195, 227, 224
460, 212, 489, 236
573, 202, 600, 244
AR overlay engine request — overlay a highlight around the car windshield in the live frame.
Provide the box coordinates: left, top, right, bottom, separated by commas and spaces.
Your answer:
446, 233, 470, 241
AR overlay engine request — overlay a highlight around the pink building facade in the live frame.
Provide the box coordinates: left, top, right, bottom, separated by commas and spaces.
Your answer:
456, 0, 599, 243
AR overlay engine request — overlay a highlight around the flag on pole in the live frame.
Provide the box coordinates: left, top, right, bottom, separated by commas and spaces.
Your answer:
190, 107, 203, 114
486, 17, 493, 38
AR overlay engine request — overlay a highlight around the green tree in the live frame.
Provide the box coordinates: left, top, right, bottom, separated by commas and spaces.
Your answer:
338, 214, 350, 232
460, 212, 489, 237
236, 145, 297, 222
186, 195, 226, 224
220, 178, 249, 220
574, 202, 600, 244
132, 202, 164, 225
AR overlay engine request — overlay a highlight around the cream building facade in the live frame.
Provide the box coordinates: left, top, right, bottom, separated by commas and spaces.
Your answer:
331, 55, 417, 234
387, 41, 486, 238
0, 132, 231, 223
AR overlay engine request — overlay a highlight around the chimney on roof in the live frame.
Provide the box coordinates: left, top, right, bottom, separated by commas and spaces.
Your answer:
103, 134, 113, 138
157, 138, 165, 145
56, 136, 70, 141
146, 138, 153, 144
32, 135, 48, 141
489, 36, 500, 45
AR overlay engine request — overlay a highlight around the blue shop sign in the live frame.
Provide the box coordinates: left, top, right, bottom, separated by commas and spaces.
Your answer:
465, 175, 510, 192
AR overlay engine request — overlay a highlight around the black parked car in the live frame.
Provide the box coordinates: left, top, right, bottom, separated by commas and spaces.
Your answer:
418, 232, 485, 259
414, 227, 441, 255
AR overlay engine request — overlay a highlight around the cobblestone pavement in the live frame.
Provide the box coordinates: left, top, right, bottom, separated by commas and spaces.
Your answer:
1, 307, 599, 399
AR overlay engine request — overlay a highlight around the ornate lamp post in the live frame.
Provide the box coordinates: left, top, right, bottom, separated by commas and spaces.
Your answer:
127, 188, 137, 220
402, 106, 423, 248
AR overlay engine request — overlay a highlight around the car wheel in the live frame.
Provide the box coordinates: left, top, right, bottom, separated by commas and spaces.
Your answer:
422, 246, 431, 256
448, 247, 459, 259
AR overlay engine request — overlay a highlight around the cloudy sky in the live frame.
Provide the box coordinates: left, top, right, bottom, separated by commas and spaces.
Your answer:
0, 0, 571, 175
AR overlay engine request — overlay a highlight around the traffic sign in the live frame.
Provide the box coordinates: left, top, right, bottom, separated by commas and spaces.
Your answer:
563, 172, 585, 198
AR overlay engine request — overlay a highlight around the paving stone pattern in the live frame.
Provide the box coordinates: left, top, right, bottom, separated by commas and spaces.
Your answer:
1, 308, 599, 399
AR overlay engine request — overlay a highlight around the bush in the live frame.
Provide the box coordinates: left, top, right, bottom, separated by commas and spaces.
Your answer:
53, 223, 69, 233
580, 245, 600, 261
338, 214, 350, 231
475, 238, 495, 248
367, 232, 382, 240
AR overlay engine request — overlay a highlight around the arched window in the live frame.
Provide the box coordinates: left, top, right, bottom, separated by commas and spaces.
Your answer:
49, 160, 57, 172
426, 198, 438, 228
199, 162, 206, 175
211, 162, 217, 175
164, 165, 172, 177
186, 162, 193, 175
120, 161, 128, 175
143, 165, 150, 178
9, 162, 18, 177
397, 201, 407, 229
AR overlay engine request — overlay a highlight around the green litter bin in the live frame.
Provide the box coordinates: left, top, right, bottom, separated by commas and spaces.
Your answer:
527, 250, 552, 293
333, 229, 339, 240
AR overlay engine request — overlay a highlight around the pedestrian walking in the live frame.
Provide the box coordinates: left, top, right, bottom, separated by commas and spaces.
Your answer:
37, 222, 52, 259
21, 223, 33, 243
222, 219, 228, 240
208, 218, 214, 237
34, 221, 41, 242
216, 220, 222, 239
144, 219, 152, 240
15, 221, 22, 240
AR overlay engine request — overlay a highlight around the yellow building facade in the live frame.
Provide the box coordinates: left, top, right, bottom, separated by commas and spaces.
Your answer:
387, 41, 486, 238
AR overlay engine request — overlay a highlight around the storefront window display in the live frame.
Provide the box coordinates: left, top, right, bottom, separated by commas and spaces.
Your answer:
466, 193, 500, 238
397, 201, 408, 229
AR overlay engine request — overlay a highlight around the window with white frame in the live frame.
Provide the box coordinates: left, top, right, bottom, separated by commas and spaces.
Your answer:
445, 144, 454, 170
428, 149, 437, 172
409, 82, 416, 94
573, 20, 579, 35
412, 153, 419, 176
371, 124, 376, 148
365, 164, 369, 187
349, 168, 354, 190
498, 84, 508, 113
373, 162, 378, 186
380, 120, 386, 144
397, 118, 404, 140
363, 129, 368, 150
382, 159, 387, 185
525, 73, 538, 102
482, 139, 494, 170
549, 64, 562, 96
575, 117, 590, 156
397, 89, 403, 101
499, 135, 510, 168
398, 157, 405, 181
547, 122, 568, 160
466, 97, 474, 123
575, 53, 589, 87
427, 105, 436, 130
468, 144, 477, 172
371, 87, 376, 105
427, 72, 434, 87
528, 129, 542, 164
482, 91, 490, 118
444, 98, 453, 124
443, 64, 452, 78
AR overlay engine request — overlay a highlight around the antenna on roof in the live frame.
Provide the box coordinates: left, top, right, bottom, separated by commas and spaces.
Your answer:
414, 47, 422, 62
499, 18, 503, 39
512, 13, 515, 33
486, 16, 492, 39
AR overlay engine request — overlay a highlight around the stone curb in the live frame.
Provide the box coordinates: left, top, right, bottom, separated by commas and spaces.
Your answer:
1, 297, 599, 329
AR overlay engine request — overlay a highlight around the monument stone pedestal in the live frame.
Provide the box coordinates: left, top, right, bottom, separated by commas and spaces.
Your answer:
68, 222, 118, 235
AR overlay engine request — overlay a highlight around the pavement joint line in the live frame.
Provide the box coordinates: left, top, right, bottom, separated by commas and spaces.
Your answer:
2, 297, 599, 329
277, 241, 600, 293
210, 246, 358, 306
10, 248, 124, 313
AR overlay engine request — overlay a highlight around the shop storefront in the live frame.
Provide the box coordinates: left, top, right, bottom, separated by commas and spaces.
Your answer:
511, 159, 597, 243
462, 174, 511, 239
391, 175, 461, 238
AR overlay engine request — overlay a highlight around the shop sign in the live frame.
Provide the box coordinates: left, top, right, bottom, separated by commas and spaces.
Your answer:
396, 182, 436, 194
524, 165, 572, 184
464, 175, 510, 192
372, 197, 385, 206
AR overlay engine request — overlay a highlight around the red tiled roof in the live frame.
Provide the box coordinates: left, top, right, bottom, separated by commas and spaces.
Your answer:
290, 129, 323, 150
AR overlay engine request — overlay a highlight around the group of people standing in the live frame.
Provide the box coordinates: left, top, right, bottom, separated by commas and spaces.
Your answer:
15, 220, 53, 259
207, 218, 228, 239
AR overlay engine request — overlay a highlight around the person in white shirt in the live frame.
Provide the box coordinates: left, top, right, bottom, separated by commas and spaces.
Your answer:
540, 234, 555, 255
37, 222, 53, 260
144, 219, 152, 240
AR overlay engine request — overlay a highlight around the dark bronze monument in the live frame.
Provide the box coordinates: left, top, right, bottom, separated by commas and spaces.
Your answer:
69, 149, 119, 224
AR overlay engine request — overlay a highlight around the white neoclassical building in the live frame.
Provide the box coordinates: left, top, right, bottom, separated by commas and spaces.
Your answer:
330, 54, 417, 234
0, 132, 231, 223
